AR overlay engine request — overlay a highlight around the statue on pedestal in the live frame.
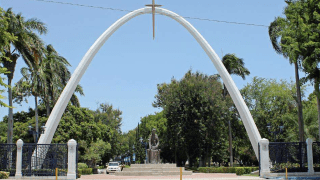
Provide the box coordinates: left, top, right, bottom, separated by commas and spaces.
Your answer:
147, 128, 161, 164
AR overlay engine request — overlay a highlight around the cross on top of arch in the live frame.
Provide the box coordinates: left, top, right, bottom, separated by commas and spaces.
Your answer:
145, 0, 162, 39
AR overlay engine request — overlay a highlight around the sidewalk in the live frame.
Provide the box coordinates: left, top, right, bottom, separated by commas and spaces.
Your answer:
78, 173, 265, 180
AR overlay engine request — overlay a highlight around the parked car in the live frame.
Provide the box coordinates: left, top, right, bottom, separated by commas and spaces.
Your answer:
106, 162, 121, 174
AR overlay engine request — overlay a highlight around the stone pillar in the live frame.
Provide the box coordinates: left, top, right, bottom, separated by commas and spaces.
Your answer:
15, 139, 23, 179
67, 139, 77, 180
306, 138, 314, 174
259, 138, 270, 177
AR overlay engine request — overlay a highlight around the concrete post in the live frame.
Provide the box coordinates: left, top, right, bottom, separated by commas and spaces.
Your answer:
67, 139, 77, 180
15, 139, 23, 179
259, 138, 270, 177
306, 138, 314, 174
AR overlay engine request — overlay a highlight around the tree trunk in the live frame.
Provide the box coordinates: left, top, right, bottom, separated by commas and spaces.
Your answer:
35, 96, 39, 143
223, 84, 233, 167
295, 62, 304, 142
228, 120, 233, 167
4, 53, 18, 144
7, 78, 13, 144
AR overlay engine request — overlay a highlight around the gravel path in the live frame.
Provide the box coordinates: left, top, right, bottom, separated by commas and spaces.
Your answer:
78, 173, 264, 180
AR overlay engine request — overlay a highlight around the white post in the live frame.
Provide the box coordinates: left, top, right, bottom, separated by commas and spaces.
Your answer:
15, 139, 23, 179
306, 138, 314, 174
259, 138, 270, 178
67, 139, 77, 180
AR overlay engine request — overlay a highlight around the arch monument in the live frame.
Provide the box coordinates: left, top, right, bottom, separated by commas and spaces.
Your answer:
38, 6, 262, 158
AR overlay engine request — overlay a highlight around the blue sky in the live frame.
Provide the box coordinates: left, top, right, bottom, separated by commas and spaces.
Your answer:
0, 0, 311, 133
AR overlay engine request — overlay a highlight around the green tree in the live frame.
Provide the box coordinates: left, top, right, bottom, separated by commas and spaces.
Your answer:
94, 103, 122, 162
13, 44, 85, 138
1, 8, 47, 144
222, 53, 250, 167
296, 0, 320, 140
303, 93, 320, 140
83, 139, 111, 168
43, 44, 84, 113
15, 54, 48, 140
153, 70, 228, 167
268, 0, 305, 142
0, 7, 16, 107
0, 103, 123, 166
241, 77, 301, 142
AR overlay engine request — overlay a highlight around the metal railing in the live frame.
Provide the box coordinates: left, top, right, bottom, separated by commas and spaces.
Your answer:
0, 144, 17, 176
269, 142, 308, 173
313, 142, 320, 172
21, 144, 68, 176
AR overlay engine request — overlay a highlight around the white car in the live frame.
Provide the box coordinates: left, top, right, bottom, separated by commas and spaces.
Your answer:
106, 162, 121, 174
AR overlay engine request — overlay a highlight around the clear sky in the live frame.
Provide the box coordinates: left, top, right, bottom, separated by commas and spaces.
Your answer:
0, 0, 312, 133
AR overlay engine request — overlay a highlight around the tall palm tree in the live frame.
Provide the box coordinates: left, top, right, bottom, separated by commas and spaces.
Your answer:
222, 53, 250, 167
16, 56, 48, 140
269, 15, 305, 142
0, 7, 16, 108
42, 45, 84, 116
1, 8, 47, 144
14, 43, 85, 141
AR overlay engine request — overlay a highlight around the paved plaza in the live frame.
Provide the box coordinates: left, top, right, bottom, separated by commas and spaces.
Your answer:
78, 173, 264, 180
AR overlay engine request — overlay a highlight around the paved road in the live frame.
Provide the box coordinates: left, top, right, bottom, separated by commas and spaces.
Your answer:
78, 173, 265, 180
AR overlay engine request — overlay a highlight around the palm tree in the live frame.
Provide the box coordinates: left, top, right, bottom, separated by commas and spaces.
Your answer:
14, 43, 85, 141
222, 53, 250, 167
42, 45, 84, 116
269, 15, 305, 142
0, 7, 16, 108
15, 57, 48, 139
1, 8, 47, 144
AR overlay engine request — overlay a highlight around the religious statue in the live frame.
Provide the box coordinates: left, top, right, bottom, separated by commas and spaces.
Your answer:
147, 128, 161, 164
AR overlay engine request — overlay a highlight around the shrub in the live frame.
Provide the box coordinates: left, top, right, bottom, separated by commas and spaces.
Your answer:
244, 167, 251, 174
0, 171, 10, 179
198, 166, 257, 174
81, 168, 92, 175
199, 167, 210, 173
228, 167, 236, 173
209, 168, 218, 173
78, 163, 88, 169
235, 168, 245, 176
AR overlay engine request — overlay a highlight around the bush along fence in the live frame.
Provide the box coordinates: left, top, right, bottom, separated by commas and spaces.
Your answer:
259, 138, 320, 178
0, 139, 78, 180
198, 167, 259, 175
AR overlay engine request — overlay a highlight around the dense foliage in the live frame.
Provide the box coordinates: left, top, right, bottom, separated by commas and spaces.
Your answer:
0, 102, 122, 167
152, 70, 231, 167
0, 7, 16, 107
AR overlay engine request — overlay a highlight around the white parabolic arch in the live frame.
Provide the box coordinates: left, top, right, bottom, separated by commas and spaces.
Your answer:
38, 7, 262, 158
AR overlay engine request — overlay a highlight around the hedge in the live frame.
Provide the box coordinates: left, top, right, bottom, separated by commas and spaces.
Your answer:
78, 168, 92, 175
78, 163, 88, 169
235, 168, 245, 175
198, 167, 258, 175
0, 171, 9, 179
